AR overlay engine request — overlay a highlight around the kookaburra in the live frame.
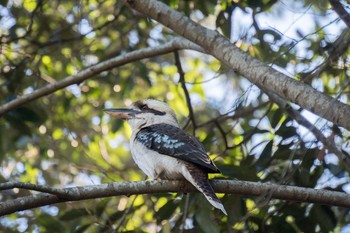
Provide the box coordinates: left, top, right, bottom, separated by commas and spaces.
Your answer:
104, 99, 227, 215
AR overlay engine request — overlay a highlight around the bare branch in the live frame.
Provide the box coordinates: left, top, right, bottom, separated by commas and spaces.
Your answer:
174, 51, 197, 134
114, 195, 138, 231
1, 180, 350, 216
120, 0, 350, 131
260, 87, 350, 171
0, 38, 204, 117
196, 102, 270, 128
0, 181, 67, 196
301, 30, 350, 83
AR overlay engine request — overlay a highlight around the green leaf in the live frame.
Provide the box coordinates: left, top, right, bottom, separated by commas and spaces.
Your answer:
216, 10, 231, 38
271, 108, 284, 128
275, 121, 296, 139
310, 205, 336, 232
225, 195, 243, 223
111, 118, 124, 132
5, 106, 41, 123
73, 224, 92, 233
59, 208, 90, 221
255, 140, 273, 171
137, 62, 152, 86
195, 196, 220, 233
96, 198, 111, 217
155, 200, 178, 222
38, 213, 66, 231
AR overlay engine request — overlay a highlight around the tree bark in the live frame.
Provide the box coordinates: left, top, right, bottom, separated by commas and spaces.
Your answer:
119, 0, 350, 131
0, 38, 203, 117
329, 0, 350, 29
1, 180, 349, 216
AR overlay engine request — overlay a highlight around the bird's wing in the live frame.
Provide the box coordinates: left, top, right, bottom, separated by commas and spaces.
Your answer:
136, 123, 220, 173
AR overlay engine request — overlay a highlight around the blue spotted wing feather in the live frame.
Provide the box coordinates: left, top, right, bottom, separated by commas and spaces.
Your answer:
136, 124, 220, 173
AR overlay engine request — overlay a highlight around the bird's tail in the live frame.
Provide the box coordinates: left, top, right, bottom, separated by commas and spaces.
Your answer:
182, 162, 227, 215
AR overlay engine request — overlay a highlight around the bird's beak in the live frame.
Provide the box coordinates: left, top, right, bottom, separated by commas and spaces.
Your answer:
103, 108, 141, 120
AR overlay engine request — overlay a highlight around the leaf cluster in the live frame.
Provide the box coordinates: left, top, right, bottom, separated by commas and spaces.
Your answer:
1, 0, 349, 232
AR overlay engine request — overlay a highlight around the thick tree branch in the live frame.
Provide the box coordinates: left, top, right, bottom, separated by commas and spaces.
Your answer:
120, 0, 350, 131
1, 180, 349, 216
0, 38, 204, 117
329, 0, 350, 29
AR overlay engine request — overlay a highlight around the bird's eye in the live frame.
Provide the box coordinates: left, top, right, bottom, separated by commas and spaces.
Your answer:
140, 104, 149, 110
139, 104, 165, 116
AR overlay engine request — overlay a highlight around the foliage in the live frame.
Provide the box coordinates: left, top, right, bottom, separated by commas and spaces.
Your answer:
0, 0, 349, 232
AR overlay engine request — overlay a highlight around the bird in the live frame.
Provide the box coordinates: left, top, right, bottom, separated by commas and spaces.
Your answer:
104, 99, 227, 215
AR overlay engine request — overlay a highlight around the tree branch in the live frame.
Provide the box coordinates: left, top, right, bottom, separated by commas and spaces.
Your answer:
1, 180, 349, 216
0, 181, 68, 196
259, 86, 350, 171
329, 0, 350, 29
174, 51, 197, 134
301, 30, 350, 83
120, 0, 350, 131
0, 37, 204, 117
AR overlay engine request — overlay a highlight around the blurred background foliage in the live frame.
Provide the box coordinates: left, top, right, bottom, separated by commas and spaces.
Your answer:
0, 0, 350, 232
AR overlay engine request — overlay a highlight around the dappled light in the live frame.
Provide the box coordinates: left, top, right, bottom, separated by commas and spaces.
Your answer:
1, 0, 350, 232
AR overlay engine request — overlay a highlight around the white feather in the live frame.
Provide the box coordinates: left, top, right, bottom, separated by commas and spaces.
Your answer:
131, 139, 184, 179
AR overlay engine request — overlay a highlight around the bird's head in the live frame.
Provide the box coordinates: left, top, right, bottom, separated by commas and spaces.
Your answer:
104, 99, 178, 130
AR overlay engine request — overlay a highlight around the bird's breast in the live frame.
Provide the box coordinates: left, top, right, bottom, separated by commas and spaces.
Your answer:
130, 140, 185, 180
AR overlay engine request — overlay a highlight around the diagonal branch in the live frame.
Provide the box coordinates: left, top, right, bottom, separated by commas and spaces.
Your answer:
0, 37, 204, 117
120, 0, 350, 131
1, 180, 349, 216
329, 0, 350, 29
261, 87, 350, 171
301, 30, 350, 84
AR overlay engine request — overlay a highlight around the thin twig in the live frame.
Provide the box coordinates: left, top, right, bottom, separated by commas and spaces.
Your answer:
214, 120, 229, 150
120, 0, 350, 131
180, 193, 190, 233
301, 30, 350, 83
174, 50, 197, 135
262, 87, 350, 171
1, 0, 43, 44
196, 102, 269, 128
0, 181, 68, 196
114, 195, 138, 231
0, 38, 204, 117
